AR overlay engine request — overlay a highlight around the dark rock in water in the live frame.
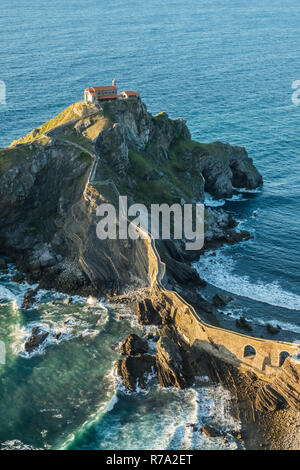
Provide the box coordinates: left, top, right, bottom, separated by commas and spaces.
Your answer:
24, 327, 49, 353
136, 298, 162, 325
64, 297, 73, 305
185, 422, 198, 431
201, 424, 222, 438
21, 287, 39, 309
266, 323, 281, 335
0, 257, 7, 270
156, 335, 188, 389
235, 316, 252, 332
212, 293, 233, 308
11, 272, 25, 284
121, 334, 148, 356
118, 354, 156, 392
226, 230, 251, 244
229, 146, 263, 190
53, 332, 62, 340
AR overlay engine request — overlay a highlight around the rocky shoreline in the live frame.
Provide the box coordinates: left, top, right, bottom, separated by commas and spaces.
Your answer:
0, 97, 299, 450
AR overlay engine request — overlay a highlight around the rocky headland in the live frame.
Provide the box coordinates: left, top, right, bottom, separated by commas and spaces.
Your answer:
0, 96, 299, 449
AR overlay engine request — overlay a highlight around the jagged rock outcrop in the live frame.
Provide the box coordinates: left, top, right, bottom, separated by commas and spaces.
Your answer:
120, 334, 148, 356
136, 298, 162, 325
155, 335, 188, 389
255, 385, 286, 412
201, 424, 222, 438
117, 354, 156, 392
236, 316, 252, 332
266, 323, 281, 335
204, 209, 238, 242
0, 98, 262, 298
212, 293, 233, 308
148, 112, 191, 160
272, 358, 300, 409
100, 97, 153, 151
22, 286, 39, 309
95, 123, 129, 176
175, 141, 262, 199
255, 358, 300, 411
24, 326, 49, 353
96, 99, 191, 157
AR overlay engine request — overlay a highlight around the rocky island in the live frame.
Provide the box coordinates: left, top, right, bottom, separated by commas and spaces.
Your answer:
0, 96, 299, 450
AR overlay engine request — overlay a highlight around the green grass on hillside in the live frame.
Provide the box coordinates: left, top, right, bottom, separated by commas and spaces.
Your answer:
10, 102, 98, 147
171, 139, 229, 161
95, 146, 203, 207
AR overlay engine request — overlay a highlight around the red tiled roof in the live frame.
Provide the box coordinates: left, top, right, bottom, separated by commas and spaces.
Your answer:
97, 94, 118, 100
121, 90, 140, 97
91, 86, 117, 92
85, 87, 117, 94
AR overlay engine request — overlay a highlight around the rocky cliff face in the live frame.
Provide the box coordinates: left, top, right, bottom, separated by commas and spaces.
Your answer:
93, 99, 262, 201
0, 97, 262, 296
256, 357, 300, 411
3, 97, 299, 447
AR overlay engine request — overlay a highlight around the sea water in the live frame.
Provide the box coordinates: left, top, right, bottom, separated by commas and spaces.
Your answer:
0, 0, 300, 450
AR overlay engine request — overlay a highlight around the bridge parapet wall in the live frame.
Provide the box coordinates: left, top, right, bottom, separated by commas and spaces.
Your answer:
167, 290, 299, 378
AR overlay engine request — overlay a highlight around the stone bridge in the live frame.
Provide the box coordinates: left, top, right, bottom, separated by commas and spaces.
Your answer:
166, 289, 299, 379
148, 238, 299, 380
73, 139, 299, 382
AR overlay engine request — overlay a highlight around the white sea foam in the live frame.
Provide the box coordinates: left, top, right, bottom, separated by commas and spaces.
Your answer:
256, 318, 300, 335
163, 384, 241, 450
195, 251, 300, 311
60, 370, 242, 451
0, 440, 41, 450
226, 194, 248, 202
233, 186, 262, 194
0, 285, 17, 302
204, 192, 248, 208
14, 322, 74, 359
204, 193, 225, 207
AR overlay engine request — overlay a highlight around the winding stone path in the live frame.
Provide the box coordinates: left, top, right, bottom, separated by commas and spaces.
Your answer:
46, 129, 300, 380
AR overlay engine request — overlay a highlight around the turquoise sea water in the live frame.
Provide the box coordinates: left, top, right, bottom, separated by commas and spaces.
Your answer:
0, 0, 300, 450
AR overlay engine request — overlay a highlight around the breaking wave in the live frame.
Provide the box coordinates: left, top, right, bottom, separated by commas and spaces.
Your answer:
204, 192, 248, 208
194, 251, 300, 311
